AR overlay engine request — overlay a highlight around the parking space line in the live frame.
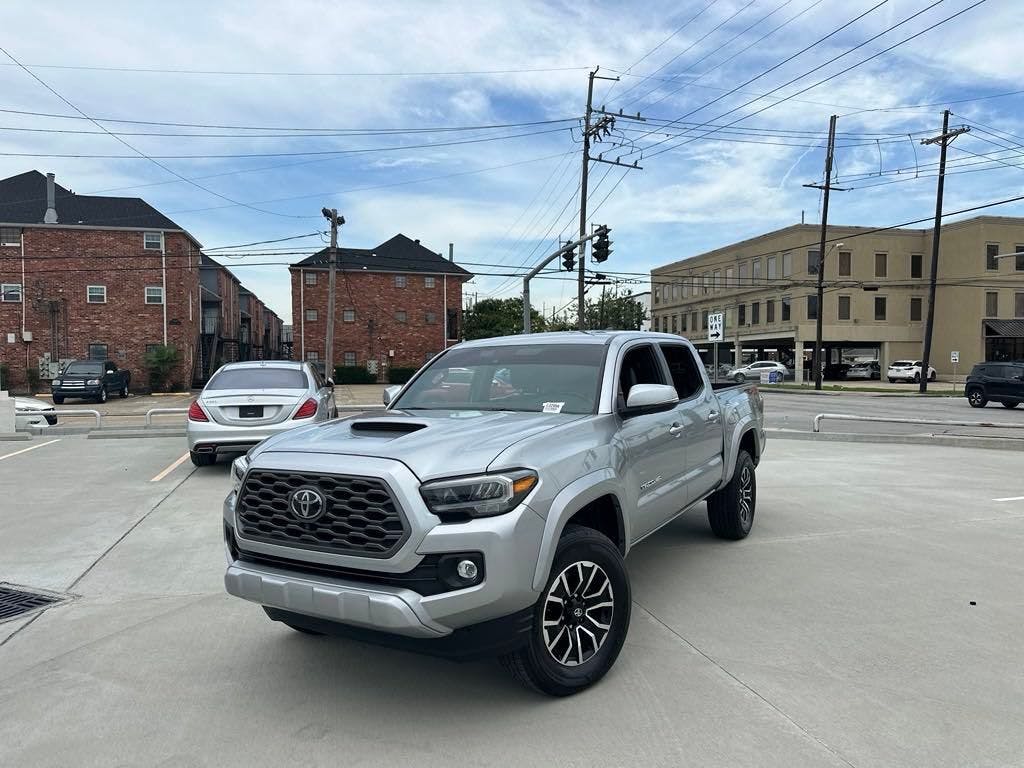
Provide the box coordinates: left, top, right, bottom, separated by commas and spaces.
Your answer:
993, 495, 1024, 502
150, 453, 190, 483
0, 439, 61, 462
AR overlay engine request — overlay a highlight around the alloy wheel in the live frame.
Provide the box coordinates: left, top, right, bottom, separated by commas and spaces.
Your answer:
739, 464, 754, 528
542, 560, 614, 667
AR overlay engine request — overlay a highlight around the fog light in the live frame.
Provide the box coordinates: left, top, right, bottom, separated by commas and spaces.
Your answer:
456, 559, 478, 581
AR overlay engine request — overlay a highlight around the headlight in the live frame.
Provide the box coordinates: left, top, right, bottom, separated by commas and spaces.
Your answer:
86, 379, 100, 385
231, 454, 249, 494
52, 380, 61, 386
420, 469, 537, 520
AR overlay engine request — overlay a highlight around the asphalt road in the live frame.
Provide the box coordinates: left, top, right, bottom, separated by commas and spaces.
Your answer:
2, 435, 1023, 767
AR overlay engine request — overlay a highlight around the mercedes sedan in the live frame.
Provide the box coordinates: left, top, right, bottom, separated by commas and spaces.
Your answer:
187, 361, 337, 466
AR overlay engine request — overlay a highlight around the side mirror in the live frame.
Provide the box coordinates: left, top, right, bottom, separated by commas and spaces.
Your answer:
624, 383, 678, 411
325, 378, 334, 387
382, 385, 401, 405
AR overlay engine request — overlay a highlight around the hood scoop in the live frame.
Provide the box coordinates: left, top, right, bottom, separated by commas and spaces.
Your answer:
349, 419, 427, 437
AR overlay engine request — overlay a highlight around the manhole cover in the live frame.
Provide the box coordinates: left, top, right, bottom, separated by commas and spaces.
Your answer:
0, 585, 64, 622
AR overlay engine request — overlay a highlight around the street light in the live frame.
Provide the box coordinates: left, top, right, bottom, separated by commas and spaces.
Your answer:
813, 241, 844, 390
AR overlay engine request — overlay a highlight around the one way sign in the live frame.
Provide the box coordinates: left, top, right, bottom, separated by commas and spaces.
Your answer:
708, 312, 724, 343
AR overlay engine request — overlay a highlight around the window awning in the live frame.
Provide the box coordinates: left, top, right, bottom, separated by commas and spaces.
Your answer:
984, 320, 1024, 338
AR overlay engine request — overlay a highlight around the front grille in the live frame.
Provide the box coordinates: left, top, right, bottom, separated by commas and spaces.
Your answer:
61, 382, 85, 388
237, 470, 408, 557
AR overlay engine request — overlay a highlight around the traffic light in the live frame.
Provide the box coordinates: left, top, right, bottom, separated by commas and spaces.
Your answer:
562, 243, 576, 272
592, 225, 612, 263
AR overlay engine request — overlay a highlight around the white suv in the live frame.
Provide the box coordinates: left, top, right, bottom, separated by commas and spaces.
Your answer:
887, 360, 936, 383
730, 360, 789, 383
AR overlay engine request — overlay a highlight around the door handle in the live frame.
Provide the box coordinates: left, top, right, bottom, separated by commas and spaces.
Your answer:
668, 423, 684, 436
706, 411, 721, 423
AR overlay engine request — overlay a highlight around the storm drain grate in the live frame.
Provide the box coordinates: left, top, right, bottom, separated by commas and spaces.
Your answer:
0, 586, 63, 621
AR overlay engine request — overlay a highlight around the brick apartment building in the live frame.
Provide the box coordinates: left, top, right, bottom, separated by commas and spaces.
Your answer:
0, 170, 281, 392
289, 234, 471, 377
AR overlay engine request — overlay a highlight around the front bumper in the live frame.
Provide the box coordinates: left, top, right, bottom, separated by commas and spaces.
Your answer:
52, 386, 101, 399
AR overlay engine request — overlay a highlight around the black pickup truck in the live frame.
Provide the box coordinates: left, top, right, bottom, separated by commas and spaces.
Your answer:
51, 359, 131, 404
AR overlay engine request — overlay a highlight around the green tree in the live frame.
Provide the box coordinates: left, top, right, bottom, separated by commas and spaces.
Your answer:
462, 298, 547, 339
583, 288, 647, 330
144, 345, 180, 392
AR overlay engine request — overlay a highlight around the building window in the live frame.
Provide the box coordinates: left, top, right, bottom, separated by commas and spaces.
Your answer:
838, 295, 851, 320
671, 315, 678, 334
751, 302, 760, 325
305, 272, 317, 286
807, 295, 818, 320
738, 262, 748, 285
986, 243, 1000, 271
654, 286, 661, 304
1016, 293, 1024, 318
910, 253, 923, 279
0, 227, 21, 246
838, 251, 852, 277
1, 282, 22, 302
342, 309, 355, 322
425, 311, 437, 324
738, 304, 746, 326
986, 291, 999, 317
144, 232, 163, 250
146, 343, 162, 354
671, 282, 679, 300
691, 311, 698, 331
725, 266, 734, 288
874, 296, 887, 321
782, 252, 792, 277
781, 296, 791, 322
145, 286, 164, 305
395, 310, 407, 323
306, 351, 319, 361
394, 275, 407, 288
874, 253, 887, 278
910, 297, 922, 322
712, 271, 721, 292
766, 299, 775, 323
305, 309, 318, 321
424, 276, 436, 288
701, 310, 709, 330
1016, 245, 1024, 272
766, 256, 776, 280
702, 273, 710, 295
680, 313, 687, 332
343, 352, 357, 367
87, 285, 107, 304
88, 343, 108, 360
752, 259, 762, 282
808, 250, 821, 275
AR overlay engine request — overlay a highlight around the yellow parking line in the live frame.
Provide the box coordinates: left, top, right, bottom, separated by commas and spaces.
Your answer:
0, 439, 61, 462
150, 452, 190, 483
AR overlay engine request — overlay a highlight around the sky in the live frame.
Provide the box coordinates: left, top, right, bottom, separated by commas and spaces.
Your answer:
1, 0, 1022, 322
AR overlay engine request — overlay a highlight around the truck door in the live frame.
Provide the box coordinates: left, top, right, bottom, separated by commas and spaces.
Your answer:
658, 343, 725, 506
613, 343, 687, 541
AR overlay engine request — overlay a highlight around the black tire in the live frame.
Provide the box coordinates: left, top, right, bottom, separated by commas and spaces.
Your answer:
888, 378, 896, 383
52, 395, 64, 405
967, 388, 987, 408
189, 450, 216, 467
97, 387, 108, 404
707, 450, 756, 540
734, 372, 746, 383
1002, 401, 1019, 409
500, 525, 630, 697
929, 370, 936, 382
120, 381, 129, 398
913, 372, 921, 384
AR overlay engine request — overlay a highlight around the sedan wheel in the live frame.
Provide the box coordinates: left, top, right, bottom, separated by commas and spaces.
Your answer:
97, 387, 108, 404
734, 372, 745, 383
967, 389, 987, 408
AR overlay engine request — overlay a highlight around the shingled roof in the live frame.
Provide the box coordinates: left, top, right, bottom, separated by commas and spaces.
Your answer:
0, 170, 184, 230
292, 233, 472, 277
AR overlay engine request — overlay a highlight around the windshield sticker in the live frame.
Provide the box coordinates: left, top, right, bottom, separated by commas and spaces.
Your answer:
542, 402, 565, 414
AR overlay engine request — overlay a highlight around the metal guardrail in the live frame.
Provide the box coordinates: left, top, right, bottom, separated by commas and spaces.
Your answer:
144, 407, 190, 426
143, 403, 387, 426
813, 413, 1024, 433
49, 409, 103, 428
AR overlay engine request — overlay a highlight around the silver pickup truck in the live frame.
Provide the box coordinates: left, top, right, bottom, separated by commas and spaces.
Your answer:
222, 331, 765, 695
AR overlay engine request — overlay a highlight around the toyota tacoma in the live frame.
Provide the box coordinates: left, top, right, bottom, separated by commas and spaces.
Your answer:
222, 331, 765, 695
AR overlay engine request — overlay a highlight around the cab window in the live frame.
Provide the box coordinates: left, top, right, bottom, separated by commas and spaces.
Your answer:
659, 344, 704, 400
618, 344, 667, 406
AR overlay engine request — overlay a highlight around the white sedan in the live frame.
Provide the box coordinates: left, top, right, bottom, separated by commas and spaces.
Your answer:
14, 397, 58, 429
729, 360, 789, 383
887, 360, 937, 383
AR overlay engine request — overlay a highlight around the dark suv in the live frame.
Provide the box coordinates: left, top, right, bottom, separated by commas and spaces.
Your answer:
51, 360, 131, 404
965, 362, 1024, 409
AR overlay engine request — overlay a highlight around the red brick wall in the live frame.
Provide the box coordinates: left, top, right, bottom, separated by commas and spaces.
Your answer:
0, 226, 200, 391
290, 267, 465, 375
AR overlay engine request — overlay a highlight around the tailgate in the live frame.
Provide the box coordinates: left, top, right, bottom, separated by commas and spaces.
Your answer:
202, 391, 304, 426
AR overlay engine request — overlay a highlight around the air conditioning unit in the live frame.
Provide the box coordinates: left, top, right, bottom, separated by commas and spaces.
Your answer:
22, 330, 32, 342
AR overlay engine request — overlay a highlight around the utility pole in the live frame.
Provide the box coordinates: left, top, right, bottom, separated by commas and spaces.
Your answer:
321, 208, 344, 379
803, 115, 844, 391
919, 110, 969, 393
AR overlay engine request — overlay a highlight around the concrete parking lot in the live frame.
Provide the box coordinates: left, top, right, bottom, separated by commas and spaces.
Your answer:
2, 433, 1022, 767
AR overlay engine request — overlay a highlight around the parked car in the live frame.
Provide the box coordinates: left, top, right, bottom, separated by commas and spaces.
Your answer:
51, 359, 131, 404
14, 397, 57, 429
965, 361, 1024, 408
823, 362, 851, 381
846, 361, 881, 380
887, 360, 936, 383
187, 360, 337, 467
729, 360, 789, 383
223, 331, 766, 696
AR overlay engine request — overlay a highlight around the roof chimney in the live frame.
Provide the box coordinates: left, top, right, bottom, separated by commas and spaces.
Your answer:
449, 242, 454, 261
44, 172, 58, 224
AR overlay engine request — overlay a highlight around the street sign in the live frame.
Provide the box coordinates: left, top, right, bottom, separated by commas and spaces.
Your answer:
708, 312, 724, 343
950, 350, 959, 364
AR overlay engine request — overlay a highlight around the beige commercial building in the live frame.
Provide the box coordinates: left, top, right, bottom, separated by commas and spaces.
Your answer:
650, 216, 1024, 382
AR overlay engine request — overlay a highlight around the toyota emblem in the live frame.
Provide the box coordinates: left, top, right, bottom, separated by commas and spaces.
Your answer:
289, 487, 326, 521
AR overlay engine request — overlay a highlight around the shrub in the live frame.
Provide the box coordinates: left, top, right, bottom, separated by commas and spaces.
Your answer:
387, 367, 419, 385
333, 366, 377, 384
26, 367, 40, 394
144, 345, 180, 392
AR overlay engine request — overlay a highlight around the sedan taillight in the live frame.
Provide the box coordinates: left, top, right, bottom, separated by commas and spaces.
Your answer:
188, 401, 209, 422
293, 398, 318, 420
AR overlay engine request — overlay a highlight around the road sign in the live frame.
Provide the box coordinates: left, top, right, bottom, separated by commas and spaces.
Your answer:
950, 350, 959, 364
708, 312, 724, 343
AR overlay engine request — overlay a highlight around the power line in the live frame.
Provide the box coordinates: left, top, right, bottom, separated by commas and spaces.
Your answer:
0, 62, 590, 77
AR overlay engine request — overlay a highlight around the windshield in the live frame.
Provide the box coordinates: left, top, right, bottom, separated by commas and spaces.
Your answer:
206, 367, 307, 390
394, 343, 604, 414
64, 362, 104, 376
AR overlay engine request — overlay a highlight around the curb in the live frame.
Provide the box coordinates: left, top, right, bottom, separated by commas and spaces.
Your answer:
767, 428, 1024, 451
761, 388, 841, 396
1, 433, 32, 441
